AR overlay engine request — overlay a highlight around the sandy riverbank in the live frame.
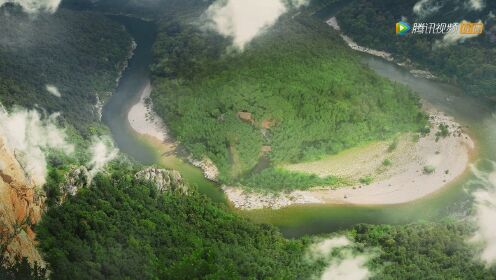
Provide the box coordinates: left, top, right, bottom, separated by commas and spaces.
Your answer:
128, 80, 168, 142
128, 83, 475, 210
127, 83, 219, 181
224, 105, 476, 210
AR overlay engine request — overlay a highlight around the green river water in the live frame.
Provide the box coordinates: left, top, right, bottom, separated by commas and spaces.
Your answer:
103, 15, 496, 238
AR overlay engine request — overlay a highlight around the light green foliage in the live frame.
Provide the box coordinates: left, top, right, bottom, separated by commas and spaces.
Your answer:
241, 168, 341, 192
424, 165, 436, 174
151, 15, 426, 190
359, 175, 374, 185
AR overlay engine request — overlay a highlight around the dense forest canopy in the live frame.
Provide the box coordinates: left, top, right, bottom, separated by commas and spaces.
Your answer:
0, 0, 494, 279
0, 5, 132, 136
37, 167, 320, 280
336, 0, 496, 97
151, 14, 427, 188
36, 165, 496, 279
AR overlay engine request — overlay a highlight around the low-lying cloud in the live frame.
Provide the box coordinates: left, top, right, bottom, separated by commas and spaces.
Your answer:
0, 107, 73, 186
87, 136, 119, 182
413, 0, 442, 18
467, 0, 485, 11
470, 160, 496, 265
205, 0, 309, 50
46, 84, 61, 98
306, 236, 374, 280
0, 0, 61, 13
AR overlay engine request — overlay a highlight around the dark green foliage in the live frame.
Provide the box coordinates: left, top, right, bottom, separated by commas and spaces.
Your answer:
37, 171, 318, 280
151, 15, 427, 189
336, 0, 496, 96
0, 6, 132, 136
62, 0, 214, 20
0, 254, 46, 280
436, 124, 450, 138
353, 223, 496, 279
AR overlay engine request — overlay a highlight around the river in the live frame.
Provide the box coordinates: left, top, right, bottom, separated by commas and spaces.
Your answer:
103, 15, 496, 238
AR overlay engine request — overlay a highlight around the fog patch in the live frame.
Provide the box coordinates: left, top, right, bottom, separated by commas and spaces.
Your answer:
306, 236, 374, 280
434, 20, 482, 48
467, 0, 485, 11
205, 0, 309, 50
413, 0, 442, 18
0, 106, 73, 186
46, 84, 61, 98
87, 136, 119, 182
0, 0, 61, 14
469, 160, 496, 266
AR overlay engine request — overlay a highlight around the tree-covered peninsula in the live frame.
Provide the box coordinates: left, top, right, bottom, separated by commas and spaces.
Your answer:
151, 14, 427, 189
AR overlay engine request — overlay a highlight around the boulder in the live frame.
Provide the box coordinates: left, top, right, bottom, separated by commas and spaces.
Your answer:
135, 168, 188, 194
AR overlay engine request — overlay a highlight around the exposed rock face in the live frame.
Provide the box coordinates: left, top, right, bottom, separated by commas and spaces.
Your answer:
135, 168, 188, 194
61, 166, 91, 201
0, 138, 45, 266
187, 156, 219, 182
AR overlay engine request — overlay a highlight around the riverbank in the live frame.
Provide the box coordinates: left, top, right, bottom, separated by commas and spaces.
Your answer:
127, 83, 220, 182
326, 17, 437, 80
128, 80, 168, 142
224, 104, 476, 210
127, 80, 475, 210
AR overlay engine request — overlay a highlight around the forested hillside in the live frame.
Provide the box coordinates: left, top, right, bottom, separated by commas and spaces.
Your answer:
336, 0, 496, 97
356, 223, 496, 279
0, 5, 132, 136
36, 164, 496, 279
37, 166, 320, 280
151, 14, 427, 188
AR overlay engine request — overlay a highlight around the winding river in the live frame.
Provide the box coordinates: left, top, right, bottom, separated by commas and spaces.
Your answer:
104, 15, 496, 238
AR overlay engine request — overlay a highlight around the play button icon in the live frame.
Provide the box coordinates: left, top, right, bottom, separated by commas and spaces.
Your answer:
396, 21, 411, 35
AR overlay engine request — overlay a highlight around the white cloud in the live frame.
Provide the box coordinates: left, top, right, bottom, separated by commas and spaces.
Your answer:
0, 0, 61, 14
413, 0, 441, 18
467, 0, 485, 11
434, 20, 482, 48
320, 252, 371, 280
307, 236, 351, 260
0, 107, 73, 186
46, 84, 61, 98
306, 236, 374, 280
470, 160, 496, 265
87, 136, 119, 182
205, 0, 309, 50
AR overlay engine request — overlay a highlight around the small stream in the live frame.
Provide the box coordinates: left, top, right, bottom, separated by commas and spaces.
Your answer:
103, 15, 496, 238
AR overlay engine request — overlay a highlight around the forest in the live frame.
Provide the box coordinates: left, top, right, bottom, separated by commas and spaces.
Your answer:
0, 1, 494, 279
0, 5, 132, 136
151, 14, 427, 189
33, 164, 496, 279
36, 164, 321, 280
336, 0, 496, 97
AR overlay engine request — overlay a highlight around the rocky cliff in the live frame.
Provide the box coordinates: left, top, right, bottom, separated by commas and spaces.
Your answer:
135, 168, 189, 194
0, 138, 45, 266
